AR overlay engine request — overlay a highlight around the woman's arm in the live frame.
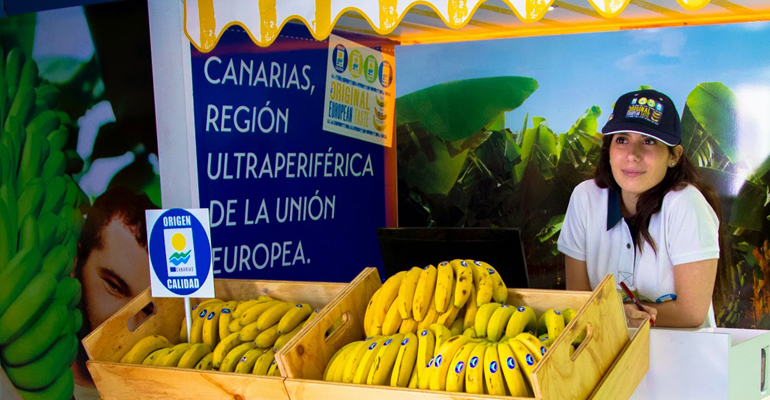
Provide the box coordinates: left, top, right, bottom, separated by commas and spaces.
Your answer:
565, 255, 591, 291
642, 258, 718, 327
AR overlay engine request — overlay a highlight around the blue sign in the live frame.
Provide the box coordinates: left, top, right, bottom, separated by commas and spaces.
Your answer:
189, 24, 391, 282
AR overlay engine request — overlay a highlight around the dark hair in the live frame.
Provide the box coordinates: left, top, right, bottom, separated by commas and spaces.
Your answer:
594, 135, 731, 292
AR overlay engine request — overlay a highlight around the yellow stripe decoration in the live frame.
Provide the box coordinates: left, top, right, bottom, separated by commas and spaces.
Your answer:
676, 0, 711, 11
259, 0, 278, 45
198, 0, 217, 51
380, 0, 399, 31
315, 0, 331, 39
448, 0, 469, 25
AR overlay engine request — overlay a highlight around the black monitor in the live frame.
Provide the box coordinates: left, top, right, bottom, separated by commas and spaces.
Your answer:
376, 227, 529, 289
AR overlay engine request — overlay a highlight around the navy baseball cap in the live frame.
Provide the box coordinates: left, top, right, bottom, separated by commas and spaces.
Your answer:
602, 89, 681, 146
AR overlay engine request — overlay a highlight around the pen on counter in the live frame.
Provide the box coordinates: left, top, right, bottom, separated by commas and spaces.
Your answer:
619, 281, 655, 327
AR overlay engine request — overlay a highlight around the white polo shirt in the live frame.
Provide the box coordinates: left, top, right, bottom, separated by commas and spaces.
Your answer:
557, 179, 720, 306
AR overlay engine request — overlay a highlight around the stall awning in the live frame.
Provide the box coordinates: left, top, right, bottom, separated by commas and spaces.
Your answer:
185, 0, 770, 51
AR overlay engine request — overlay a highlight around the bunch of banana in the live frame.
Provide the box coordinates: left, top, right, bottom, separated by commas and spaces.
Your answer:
0, 46, 86, 400
364, 259, 508, 337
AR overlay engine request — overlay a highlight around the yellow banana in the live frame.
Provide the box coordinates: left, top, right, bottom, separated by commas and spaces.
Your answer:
256, 302, 294, 331
436, 302, 461, 328
399, 317, 418, 334
238, 321, 262, 342
497, 342, 530, 397
194, 353, 214, 370
416, 295, 439, 332
372, 271, 406, 331
228, 318, 243, 334
141, 348, 170, 366
407, 364, 418, 388
412, 265, 436, 322
257, 295, 274, 301
487, 305, 516, 342
251, 348, 276, 375
158, 343, 192, 367
508, 338, 538, 390
352, 336, 388, 384
273, 322, 305, 351
536, 309, 566, 346
120, 335, 170, 364
464, 342, 488, 394
462, 285, 479, 331
177, 343, 212, 369
434, 262, 454, 313
444, 341, 477, 393
417, 357, 434, 389
469, 260, 494, 306
381, 297, 403, 336
484, 344, 506, 395
212, 331, 243, 369
364, 287, 381, 337
367, 333, 405, 385
463, 327, 479, 339
340, 340, 371, 383
398, 267, 421, 319
505, 305, 537, 338
267, 360, 280, 376
217, 301, 239, 344
429, 335, 472, 391
449, 318, 464, 336
474, 303, 502, 338
190, 305, 213, 344
277, 303, 312, 334
480, 261, 508, 304
515, 332, 547, 362
390, 333, 418, 387
254, 325, 281, 348
324, 341, 357, 381
202, 302, 228, 348
153, 348, 175, 366
234, 347, 265, 374
428, 323, 452, 356
450, 259, 474, 308
415, 329, 435, 386
331, 342, 359, 382
562, 308, 585, 344
232, 299, 261, 319
220, 342, 257, 372
239, 300, 279, 326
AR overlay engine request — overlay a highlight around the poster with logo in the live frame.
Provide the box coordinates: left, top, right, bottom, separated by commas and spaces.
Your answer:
190, 24, 395, 283
323, 34, 395, 148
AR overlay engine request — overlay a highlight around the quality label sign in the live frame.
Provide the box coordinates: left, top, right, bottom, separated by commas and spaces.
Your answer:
146, 208, 214, 297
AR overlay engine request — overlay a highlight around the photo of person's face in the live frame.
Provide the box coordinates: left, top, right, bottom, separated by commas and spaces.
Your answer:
79, 218, 150, 330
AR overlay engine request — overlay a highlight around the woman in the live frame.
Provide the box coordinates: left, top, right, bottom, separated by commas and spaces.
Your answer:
557, 89, 725, 328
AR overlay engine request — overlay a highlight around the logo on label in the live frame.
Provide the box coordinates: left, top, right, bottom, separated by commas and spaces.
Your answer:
541, 347, 547, 355
401, 338, 409, 346
440, 261, 448, 266
379, 60, 393, 88
469, 356, 478, 368
554, 310, 561, 315
333, 44, 347, 73
473, 261, 481, 266
647, 99, 656, 108
369, 343, 377, 351
222, 308, 230, 314
364, 55, 377, 83
631, 98, 638, 105
349, 50, 362, 78
455, 361, 464, 374
165, 229, 195, 276
460, 261, 467, 267
501, 305, 510, 308
295, 304, 303, 307
487, 268, 496, 275
421, 330, 428, 336
435, 355, 443, 367
384, 339, 392, 346
490, 361, 498, 373
207, 311, 215, 320
241, 356, 247, 362
507, 357, 515, 369
639, 97, 647, 105
518, 307, 526, 312
526, 354, 535, 366
656, 103, 663, 111
199, 309, 207, 318
427, 358, 434, 368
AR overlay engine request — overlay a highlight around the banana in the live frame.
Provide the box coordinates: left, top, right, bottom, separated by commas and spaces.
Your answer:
340, 340, 371, 383
483, 343, 506, 395
352, 336, 388, 384
536, 309, 566, 346
257, 301, 295, 330
5, 46, 24, 100
201, 302, 228, 347
121, 335, 171, 364
142, 348, 170, 365
190, 305, 213, 344
238, 321, 263, 342
381, 296, 404, 335
333, 342, 362, 383
367, 333, 405, 385
372, 271, 406, 330
0, 201, 11, 265
41, 244, 70, 278
390, 333, 418, 387
177, 343, 212, 369
436, 302, 461, 328
277, 303, 312, 333
465, 342, 488, 394
273, 321, 305, 351
0, 248, 41, 315
228, 318, 243, 334
399, 317, 418, 334
449, 318, 464, 336
212, 331, 243, 369
325, 340, 360, 381
429, 335, 472, 391
416, 295, 439, 332
41, 149, 66, 183
562, 308, 585, 344
220, 341, 257, 372
215, 300, 239, 345
158, 343, 193, 367
18, 213, 38, 251
434, 262, 454, 313
5, 334, 76, 390
239, 300, 280, 326
19, 55, 38, 89
26, 110, 60, 140
255, 324, 282, 348
0, 301, 68, 366
444, 341, 477, 393
497, 341, 530, 397
450, 259, 474, 308
231, 299, 260, 319
415, 329, 435, 386
469, 260, 495, 306
364, 287, 381, 337
463, 327, 479, 339
267, 359, 280, 376
462, 285, 479, 331
515, 333, 547, 362
508, 338, 538, 390
474, 303, 502, 339
195, 353, 214, 370
17, 133, 44, 195
398, 267, 422, 319
413, 265, 437, 322
251, 348, 276, 375
505, 305, 538, 338
479, 261, 508, 304
15, 369, 73, 400
36, 211, 58, 254
408, 364, 418, 388
487, 305, 516, 343
233, 347, 264, 374
428, 323, 452, 356
417, 357, 434, 389
0, 184, 17, 254
41, 175, 65, 213
0, 271, 57, 344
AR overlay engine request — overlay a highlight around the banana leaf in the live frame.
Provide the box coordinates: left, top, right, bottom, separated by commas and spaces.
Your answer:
683, 83, 739, 163
396, 76, 538, 141
405, 135, 469, 195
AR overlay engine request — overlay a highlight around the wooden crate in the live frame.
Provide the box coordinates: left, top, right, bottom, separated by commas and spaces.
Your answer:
82, 278, 345, 400
276, 268, 649, 400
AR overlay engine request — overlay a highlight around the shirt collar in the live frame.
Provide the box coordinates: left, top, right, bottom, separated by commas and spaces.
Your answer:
607, 187, 622, 231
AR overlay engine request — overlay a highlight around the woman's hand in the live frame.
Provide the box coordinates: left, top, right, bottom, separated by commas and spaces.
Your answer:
624, 303, 657, 328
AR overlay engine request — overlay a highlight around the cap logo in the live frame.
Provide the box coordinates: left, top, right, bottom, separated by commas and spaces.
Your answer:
626, 97, 663, 125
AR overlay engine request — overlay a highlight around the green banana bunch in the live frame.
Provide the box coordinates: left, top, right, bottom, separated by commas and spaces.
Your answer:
0, 46, 85, 400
